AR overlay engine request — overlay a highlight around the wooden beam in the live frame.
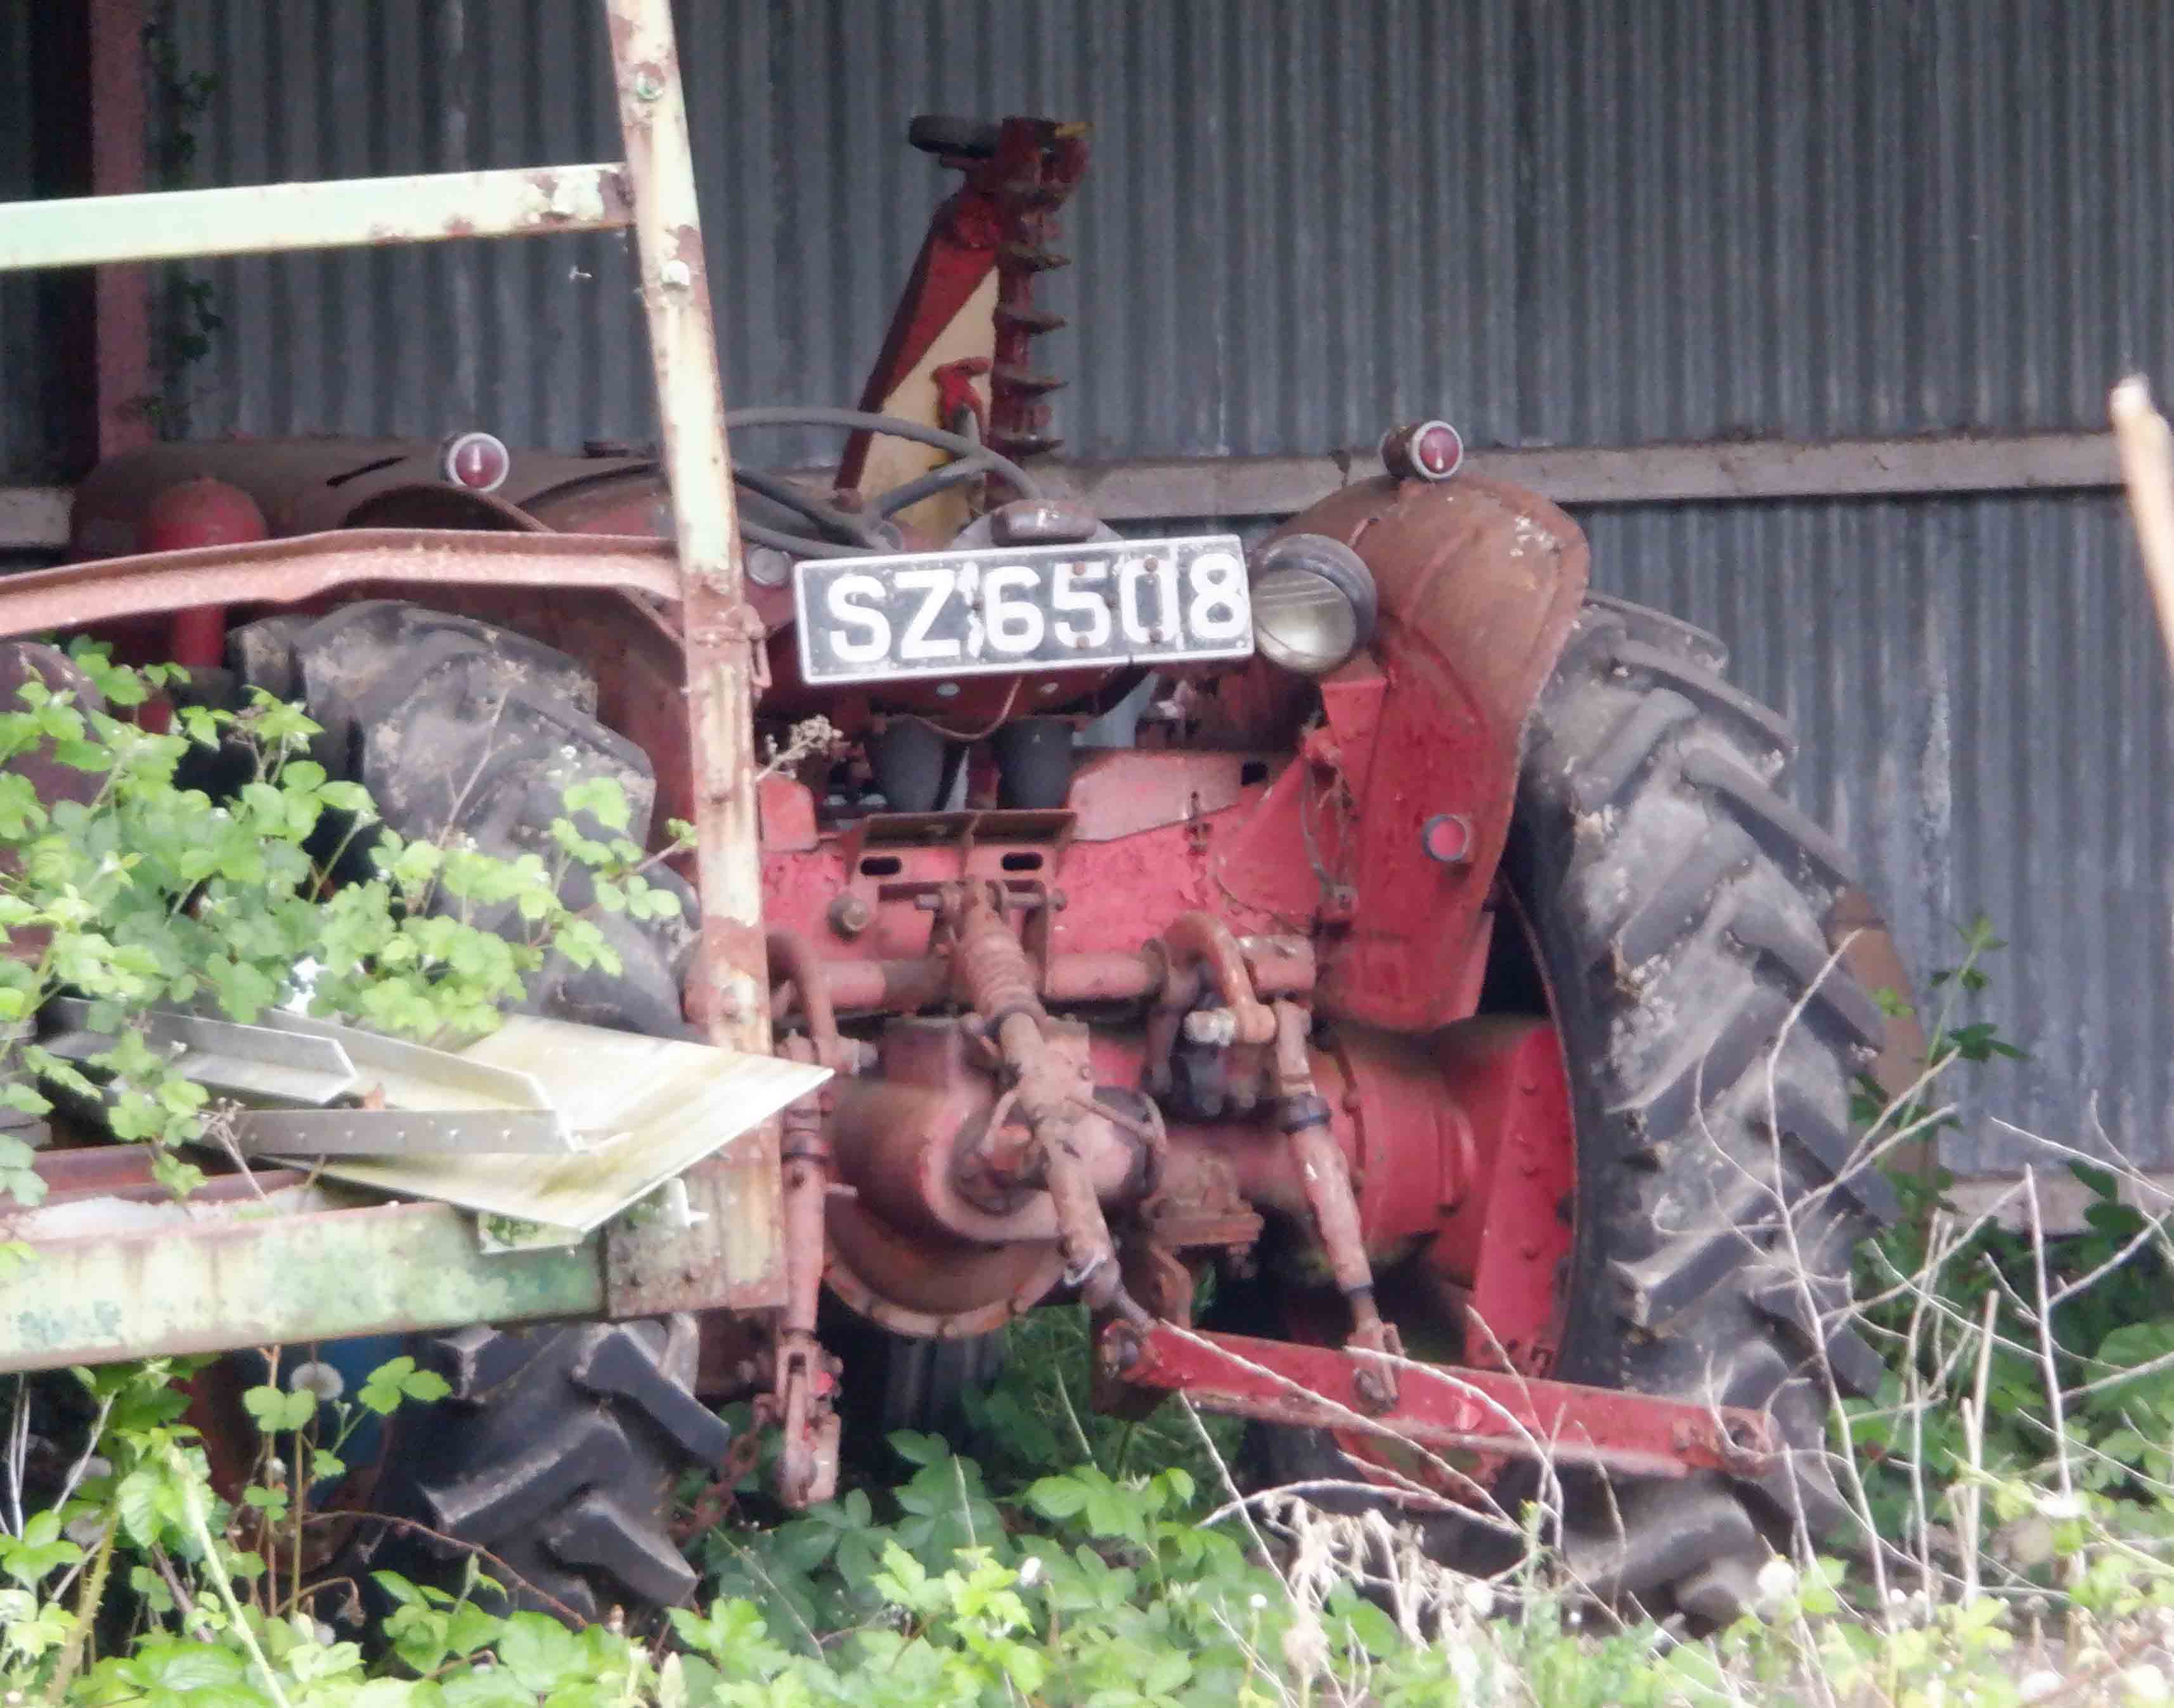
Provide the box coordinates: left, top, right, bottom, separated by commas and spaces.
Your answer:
3, 430, 2131, 552
1035, 431, 2125, 521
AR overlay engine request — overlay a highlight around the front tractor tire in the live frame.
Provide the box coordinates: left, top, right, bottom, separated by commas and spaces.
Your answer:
1257, 593, 1898, 1626
230, 602, 726, 1623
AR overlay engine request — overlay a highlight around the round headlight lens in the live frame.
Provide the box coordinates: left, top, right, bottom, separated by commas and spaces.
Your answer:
1247, 533, 1378, 678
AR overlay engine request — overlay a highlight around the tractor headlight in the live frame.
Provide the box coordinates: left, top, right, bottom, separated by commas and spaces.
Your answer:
1246, 534, 1378, 678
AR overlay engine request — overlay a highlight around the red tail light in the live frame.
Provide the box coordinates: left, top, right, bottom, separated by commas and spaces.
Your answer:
441, 430, 511, 493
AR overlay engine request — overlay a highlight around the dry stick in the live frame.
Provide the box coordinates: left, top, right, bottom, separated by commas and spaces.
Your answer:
2022, 1169, 2076, 1517
1735, 936, 1896, 1614
169, 1445, 292, 1708
42, 1521, 115, 1705
1958, 1290, 2000, 1605
295, 1509, 588, 1628
2113, 375, 2174, 675
1901, 1253, 1938, 1604
4, 1375, 27, 1537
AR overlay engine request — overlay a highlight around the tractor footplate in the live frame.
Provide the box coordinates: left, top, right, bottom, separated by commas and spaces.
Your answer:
1096, 1323, 1776, 1481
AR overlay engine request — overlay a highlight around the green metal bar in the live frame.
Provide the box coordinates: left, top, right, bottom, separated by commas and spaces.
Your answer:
0, 164, 630, 272
0, 1198, 603, 1372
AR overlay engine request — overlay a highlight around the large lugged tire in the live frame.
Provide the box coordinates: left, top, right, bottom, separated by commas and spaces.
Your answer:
1514, 593, 1896, 1622
1246, 593, 1897, 1627
232, 602, 722, 1622
362, 1318, 731, 1621
235, 600, 698, 1034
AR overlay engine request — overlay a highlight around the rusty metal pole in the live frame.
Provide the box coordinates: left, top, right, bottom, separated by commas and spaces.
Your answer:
602, 0, 777, 1312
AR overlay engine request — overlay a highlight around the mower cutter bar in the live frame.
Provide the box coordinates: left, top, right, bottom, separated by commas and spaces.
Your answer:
1097, 1323, 1777, 1482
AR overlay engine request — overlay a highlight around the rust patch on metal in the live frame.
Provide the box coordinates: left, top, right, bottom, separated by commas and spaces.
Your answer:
602, 1123, 784, 1316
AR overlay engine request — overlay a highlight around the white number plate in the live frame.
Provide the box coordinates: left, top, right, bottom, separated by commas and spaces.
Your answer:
793, 534, 1253, 687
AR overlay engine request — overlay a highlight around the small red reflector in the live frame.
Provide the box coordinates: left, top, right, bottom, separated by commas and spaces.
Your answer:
441, 430, 511, 493
1414, 422, 1463, 478
1421, 812, 1472, 865
1378, 419, 1465, 484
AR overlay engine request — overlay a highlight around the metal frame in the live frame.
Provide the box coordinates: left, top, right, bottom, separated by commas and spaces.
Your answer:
6, 166, 635, 268
0, 0, 779, 1359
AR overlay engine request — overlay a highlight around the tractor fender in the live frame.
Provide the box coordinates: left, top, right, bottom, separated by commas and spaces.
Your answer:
67, 440, 653, 556
1215, 474, 1589, 1032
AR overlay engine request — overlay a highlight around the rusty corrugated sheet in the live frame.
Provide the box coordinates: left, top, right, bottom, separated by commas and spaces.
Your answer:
52, 0, 2172, 1170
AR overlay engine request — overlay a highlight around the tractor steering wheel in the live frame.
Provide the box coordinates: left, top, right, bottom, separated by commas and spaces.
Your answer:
725, 406, 1043, 560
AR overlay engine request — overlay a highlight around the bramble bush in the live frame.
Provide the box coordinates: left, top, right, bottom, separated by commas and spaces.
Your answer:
0, 645, 681, 1205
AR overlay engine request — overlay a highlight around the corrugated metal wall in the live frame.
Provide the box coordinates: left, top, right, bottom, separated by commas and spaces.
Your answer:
129, 1, 2174, 1166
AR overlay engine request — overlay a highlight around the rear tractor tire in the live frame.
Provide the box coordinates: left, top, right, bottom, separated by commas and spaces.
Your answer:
1255, 593, 1899, 1627
231, 602, 727, 1622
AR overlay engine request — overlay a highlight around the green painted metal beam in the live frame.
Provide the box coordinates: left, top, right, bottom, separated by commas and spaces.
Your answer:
0, 1198, 604, 1372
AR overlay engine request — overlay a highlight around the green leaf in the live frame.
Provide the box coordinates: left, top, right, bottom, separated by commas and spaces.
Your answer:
402, 1366, 453, 1404
1330, 1585, 1401, 1659
1026, 1475, 1090, 1520
439, 1667, 537, 1708
2069, 1161, 2121, 1203
560, 776, 631, 832
241, 1383, 317, 1433
497, 1610, 588, 1693
0, 774, 48, 838
318, 779, 375, 816
49, 738, 113, 773
888, 1429, 947, 1466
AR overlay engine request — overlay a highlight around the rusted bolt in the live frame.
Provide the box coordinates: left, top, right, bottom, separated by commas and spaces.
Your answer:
631, 67, 666, 102
1520, 1239, 1543, 1260
746, 545, 792, 588
827, 892, 874, 940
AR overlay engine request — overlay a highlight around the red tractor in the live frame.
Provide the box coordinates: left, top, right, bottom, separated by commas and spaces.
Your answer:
0, 22, 1896, 1632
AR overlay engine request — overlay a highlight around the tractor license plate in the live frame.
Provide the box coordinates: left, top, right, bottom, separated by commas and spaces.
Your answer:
793, 534, 1253, 687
